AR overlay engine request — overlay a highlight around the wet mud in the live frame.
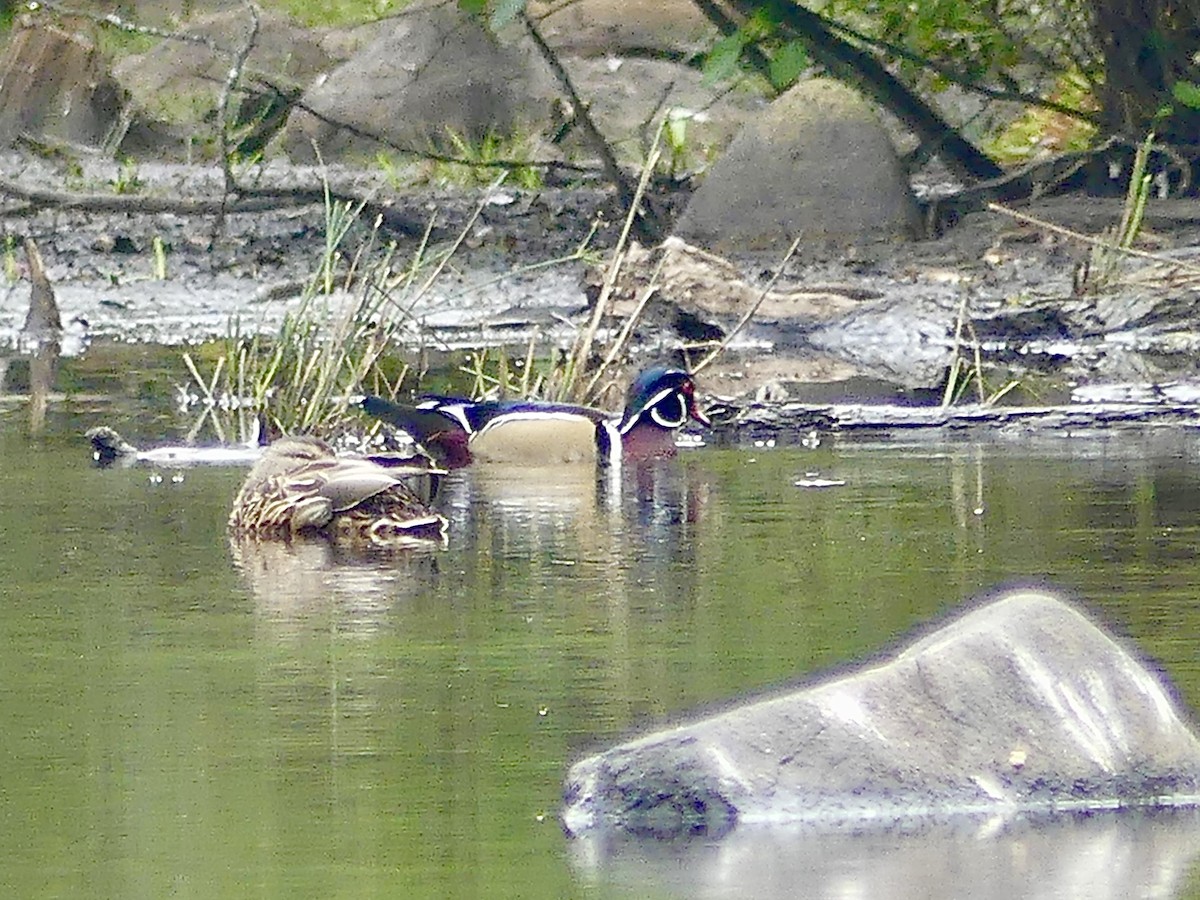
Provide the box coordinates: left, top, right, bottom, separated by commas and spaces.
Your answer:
5, 153, 1200, 428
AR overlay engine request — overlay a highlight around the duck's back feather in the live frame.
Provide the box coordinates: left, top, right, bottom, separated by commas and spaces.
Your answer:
229, 436, 447, 544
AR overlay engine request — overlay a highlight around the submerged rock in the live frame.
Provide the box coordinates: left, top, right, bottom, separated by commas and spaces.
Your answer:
561, 589, 1200, 839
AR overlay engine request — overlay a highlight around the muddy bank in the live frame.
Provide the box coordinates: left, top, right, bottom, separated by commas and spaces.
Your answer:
5, 150, 1200, 412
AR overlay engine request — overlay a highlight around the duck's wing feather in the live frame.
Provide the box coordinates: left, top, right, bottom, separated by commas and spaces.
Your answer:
291, 459, 413, 513
360, 396, 473, 467
463, 399, 609, 429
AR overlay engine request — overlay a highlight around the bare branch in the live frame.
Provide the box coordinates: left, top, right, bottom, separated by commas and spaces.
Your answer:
31, 1, 230, 53
216, 2, 262, 215
520, 11, 666, 243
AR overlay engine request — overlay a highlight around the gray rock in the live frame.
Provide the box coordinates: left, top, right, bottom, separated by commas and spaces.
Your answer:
532, 0, 715, 57
0, 18, 126, 152
562, 589, 1200, 838
553, 57, 766, 171
279, 5, 557, 162
674, 78, 922, 254
804, 289, 957, 389
111, 9, 333, 158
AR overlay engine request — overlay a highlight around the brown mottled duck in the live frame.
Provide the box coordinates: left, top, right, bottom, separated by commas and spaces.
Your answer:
228, 436, 447, 545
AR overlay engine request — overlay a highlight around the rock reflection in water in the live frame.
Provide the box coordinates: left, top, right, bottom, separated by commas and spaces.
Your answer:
229, 536, 442, 638
573, 810, 1200, 900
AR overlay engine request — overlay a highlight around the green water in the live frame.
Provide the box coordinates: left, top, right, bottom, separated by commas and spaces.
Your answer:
4, 408, 1200, 899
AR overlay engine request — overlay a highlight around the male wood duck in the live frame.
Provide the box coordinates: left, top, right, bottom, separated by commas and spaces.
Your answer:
359, 365, 711, 468
228, 436, 448, 545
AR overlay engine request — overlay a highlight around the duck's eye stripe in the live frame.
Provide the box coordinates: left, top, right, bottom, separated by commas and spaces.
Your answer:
650, 392, 687, 428
437, 403, 472, 432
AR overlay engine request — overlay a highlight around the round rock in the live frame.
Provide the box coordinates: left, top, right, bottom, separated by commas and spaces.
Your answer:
674, 78, 921, 254
279, 5, 556, 162
562, 588, 1200, 838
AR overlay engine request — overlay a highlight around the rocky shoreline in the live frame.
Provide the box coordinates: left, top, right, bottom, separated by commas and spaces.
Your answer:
7, 152, 1200, 409
5, 4, 1200, 416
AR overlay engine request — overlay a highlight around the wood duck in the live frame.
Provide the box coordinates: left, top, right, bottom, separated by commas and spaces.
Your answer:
228, 436, 448, 545
359, 365, 710, 468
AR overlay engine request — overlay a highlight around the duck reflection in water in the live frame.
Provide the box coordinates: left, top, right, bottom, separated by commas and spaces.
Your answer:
439, 455, 712, 584
228, 436, 447, 636
231, 424, 711, 635
230, 536, 443, 638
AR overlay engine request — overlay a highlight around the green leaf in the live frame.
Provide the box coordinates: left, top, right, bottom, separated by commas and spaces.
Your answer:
1171, 80, 1200, 109
490, 0, 526, 30
745, 5, 781, 40
665, 114, 689, 152
703, 32, 748, 87
457, 0, 488, 18
768, 40, 809, 90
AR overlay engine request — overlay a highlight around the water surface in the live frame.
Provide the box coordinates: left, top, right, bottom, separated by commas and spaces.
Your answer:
4, 409, 1200, 898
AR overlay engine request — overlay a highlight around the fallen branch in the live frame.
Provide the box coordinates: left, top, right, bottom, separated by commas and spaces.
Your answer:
520, 11, 665, 243
214, 0, 261, 236
987, 201, 1200, 277
726, 397, 1200, 435
268, 82, 600, 179
692, 234, 804, 376
926, 137, 1121, 233
0, 175, 432, 235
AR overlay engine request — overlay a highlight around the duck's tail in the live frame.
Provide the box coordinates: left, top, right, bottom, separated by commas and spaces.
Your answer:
358, 396, 472, 468
359, 396, 448, 437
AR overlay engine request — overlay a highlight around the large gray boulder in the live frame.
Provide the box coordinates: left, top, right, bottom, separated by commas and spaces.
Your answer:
552, 57, 765, 173
674, 78, 922, 254
113, 8, 332, 109
0, 7, 333, 159
111, 8, 333, 158
562, 589, 1200, 839
0, 16, 125, 151
532, 0, 714, 57
279, 5, 557, 162
278, 2, 761, 168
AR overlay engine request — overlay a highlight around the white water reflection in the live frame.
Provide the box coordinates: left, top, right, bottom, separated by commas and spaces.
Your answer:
573, 810, 1200, 900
